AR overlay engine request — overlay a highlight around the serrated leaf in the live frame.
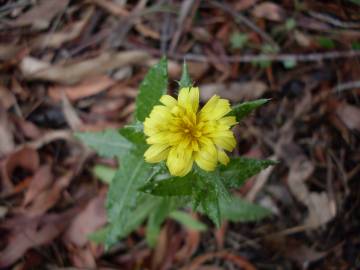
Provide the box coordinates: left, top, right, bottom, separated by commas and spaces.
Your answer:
75, 129, 132, 159
221, 157, 277, 188
135, 57, 168, 121
139, 174, 193, 196
178, 61, 192, 88
201, 186, 221, 227
220, 196, 271, 222
146, 197, 177, 246
192, 172, 221, 227
105, 152, 152, 248
89, 194, 160, 245
169, 211, 207, 231
119, 122, 147, 152
229, 99, 270, 122
93, 164, 116, 184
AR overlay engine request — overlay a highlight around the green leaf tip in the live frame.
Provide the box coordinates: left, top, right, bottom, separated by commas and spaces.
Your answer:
229, 98, 270, 122
178, 60, 192, 89
135, 57, 168, 122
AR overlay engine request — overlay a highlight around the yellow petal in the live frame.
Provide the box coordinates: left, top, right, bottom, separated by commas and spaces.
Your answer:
188, 87, 199, 112
166, 146, 193, 176
212, 132, 236, 151
194, 142, 217, 171
144, 144, 170, 163
218, 116, 237, 127
217, 149, 230, 165
160, 95, 177, 108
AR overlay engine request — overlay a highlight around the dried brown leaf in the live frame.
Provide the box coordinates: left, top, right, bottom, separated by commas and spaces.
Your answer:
49, 76, 115, 101
64, 194, 106, 247
20, 50, 150, 84
200, 81, 267, 102
0, 105, 15, 156
0, 209, 77, 268
252, 2, 286, 22
8, 0, 69, 30
336, 102, 360, 132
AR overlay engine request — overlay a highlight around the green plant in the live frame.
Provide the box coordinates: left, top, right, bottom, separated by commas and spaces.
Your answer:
77, 58, 276, 249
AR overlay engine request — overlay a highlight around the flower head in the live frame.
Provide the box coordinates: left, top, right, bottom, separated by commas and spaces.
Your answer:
143, 87, 237, 177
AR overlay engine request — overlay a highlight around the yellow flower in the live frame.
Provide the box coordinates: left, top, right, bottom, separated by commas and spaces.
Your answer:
143, 87, 237, 177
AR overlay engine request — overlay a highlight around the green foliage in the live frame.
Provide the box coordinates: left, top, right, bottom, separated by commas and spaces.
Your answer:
230, 32, 248, 49
136, 57, 168, 121
93, 165, 116, 184
77, 57, 276, 249
352, 42, 360, 50
169, 211, 207, 231
178, 61, 192, 88
139, 174, 193, 196
317, 37, 335, 49
220, 196, 271, 222
229, 99, 270, 122
348, 0, 360, 5
75, 129, 132, 159
221, 157, 277, 188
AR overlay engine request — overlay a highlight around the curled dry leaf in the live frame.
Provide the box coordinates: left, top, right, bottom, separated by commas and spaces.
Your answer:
7, 0, 69, 30
0, 104, 15, 157
0, 85, 16, 109
184, 251, 256, 270
251, 2, 286, 22
200, 81, 267, 102
0, 209, 77, 268
0, 147, 39, 193
336, 102, 360, 132
23, 172, 73, 217
31, 7, 94, 49
48, 76, 115, 101
20, 50, 150, 84
64, 194, 107, 247
23, 165, 53, 206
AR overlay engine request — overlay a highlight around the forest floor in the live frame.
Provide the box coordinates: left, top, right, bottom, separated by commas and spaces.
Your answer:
0, 0, 360, 269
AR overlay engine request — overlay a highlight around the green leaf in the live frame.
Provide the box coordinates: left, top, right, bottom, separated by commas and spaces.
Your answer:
169, 210, 207, 231
89, 194, 161, 245
119, 122, 147, 152
178, 61, 192, 88
229, 99, 270, 122
230, 32, 248, 49
135, 57, 168, 121
349, 0, 360, 5
139, 174, 193, 196
105, 151, 152, 248
221, 157, 277, 188
317, 37, 335, 49
75, 129, 132, 159
146, 197, 176, 246
201, 186, 221, 227
282, 58, 297, 69
220, 196, 271, 222
93, 165, 116, 184
352, 41, 360, 50
193, 172, 221, 227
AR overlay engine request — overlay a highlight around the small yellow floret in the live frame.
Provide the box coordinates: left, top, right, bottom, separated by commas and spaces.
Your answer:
144, 87, 237, 176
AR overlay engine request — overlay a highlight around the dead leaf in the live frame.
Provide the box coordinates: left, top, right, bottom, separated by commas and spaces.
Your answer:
49, 76, 115, 101
0, 147, 39, 193
0, 44, 23, 61
8, 0, 69, 30
23, 165, 53, 206
252, 2, 286, 22
235, 0, 258, 11
61, 93, 83, 130
23, 171, 73, 217
64, 194, 107, 247
0, 104, 15, 156
200, 81, 267, 102
20, 50, 150, 84
336, 103, 360, 132
31, 8, 93, 49
0, 209, 77, 268
0, 86, 16, 109
183, 251, 256, 270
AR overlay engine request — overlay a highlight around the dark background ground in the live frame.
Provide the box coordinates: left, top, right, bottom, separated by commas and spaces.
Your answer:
0, 0, 359, 269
